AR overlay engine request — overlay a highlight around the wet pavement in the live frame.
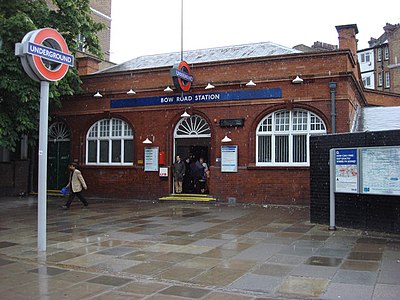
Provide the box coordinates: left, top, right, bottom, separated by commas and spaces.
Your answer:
0, 196, 399, 299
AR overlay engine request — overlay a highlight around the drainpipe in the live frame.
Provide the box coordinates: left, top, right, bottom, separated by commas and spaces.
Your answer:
329, 82, 337, 133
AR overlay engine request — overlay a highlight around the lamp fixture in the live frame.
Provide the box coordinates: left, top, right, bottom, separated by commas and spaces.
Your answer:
246, 80, 256, 87
142, 134, 155, 144
93, 91, 103, 98
142, 138, 152, 144
292, 75, 304, 84
164, 86, 173, 92
127, 88, 136, 95
180, 109, 190, 118
221, 133, 232, 143
205, 83, 215, 90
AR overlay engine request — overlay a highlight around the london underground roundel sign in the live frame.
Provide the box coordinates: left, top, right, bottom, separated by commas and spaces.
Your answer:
15, 28, 73, 82
170, 61, 193, 92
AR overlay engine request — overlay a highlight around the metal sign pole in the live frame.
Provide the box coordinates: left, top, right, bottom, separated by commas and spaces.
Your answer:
38, 81, 49, 252
329, 149, 336, 230
16, 28, 72, 253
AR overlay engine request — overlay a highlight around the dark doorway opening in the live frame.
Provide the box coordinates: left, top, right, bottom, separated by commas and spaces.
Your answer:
47, 140, 70, 190
175, 138, 210, 194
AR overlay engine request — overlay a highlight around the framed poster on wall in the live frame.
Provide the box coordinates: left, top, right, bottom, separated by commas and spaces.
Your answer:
334, 148, 359, 193
144, 146, 159, 171
361, 146, 400, 195
221, 145, 238, 172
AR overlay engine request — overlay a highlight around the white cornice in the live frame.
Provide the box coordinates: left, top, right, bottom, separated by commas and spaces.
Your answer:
90, 7, 112, 21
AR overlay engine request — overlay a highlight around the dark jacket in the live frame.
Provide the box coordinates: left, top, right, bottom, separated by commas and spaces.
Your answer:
173, 160, 186, 180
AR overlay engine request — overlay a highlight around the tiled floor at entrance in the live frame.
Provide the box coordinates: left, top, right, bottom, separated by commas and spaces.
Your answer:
0, 196, 399, 299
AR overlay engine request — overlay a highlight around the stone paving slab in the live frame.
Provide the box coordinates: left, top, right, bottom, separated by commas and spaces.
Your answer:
0, 196, 399, 299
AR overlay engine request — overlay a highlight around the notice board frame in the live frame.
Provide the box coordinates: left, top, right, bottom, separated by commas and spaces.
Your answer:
332, 146, 400, 196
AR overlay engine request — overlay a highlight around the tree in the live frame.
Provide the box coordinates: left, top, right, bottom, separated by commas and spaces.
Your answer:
0, 0, 105, 151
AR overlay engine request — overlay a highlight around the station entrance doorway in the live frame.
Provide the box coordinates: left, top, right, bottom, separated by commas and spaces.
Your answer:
47, 122, 70, 190
174, 115, 211, 194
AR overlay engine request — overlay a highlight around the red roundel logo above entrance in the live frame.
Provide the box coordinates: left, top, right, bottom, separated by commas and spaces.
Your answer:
170, 61, 194, 92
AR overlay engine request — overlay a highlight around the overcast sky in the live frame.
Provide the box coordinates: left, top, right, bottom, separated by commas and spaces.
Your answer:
110, 0, 400, 64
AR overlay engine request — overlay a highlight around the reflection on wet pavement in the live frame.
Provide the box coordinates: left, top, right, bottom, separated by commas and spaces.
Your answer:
0, 196, 399, 299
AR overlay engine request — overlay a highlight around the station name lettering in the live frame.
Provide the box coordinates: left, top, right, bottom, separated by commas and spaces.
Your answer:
160, 93, 220, 104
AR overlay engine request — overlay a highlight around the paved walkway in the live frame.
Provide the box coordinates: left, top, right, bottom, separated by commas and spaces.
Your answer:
0, 196, 399, 299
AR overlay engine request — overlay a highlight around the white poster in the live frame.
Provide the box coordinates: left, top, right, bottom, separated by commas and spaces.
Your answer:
335, 149, 358, 193
144, 147, 159, 172
221, 145, 238, 172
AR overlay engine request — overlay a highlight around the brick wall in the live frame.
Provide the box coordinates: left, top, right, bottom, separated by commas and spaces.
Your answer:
310, 130, 400, 233
50, 50, 367, 204
0, 161, 30, 196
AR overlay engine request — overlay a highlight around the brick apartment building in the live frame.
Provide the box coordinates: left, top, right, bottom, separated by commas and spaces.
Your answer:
47, 24, 394, 205
45, 0, 113, 71
358, 23, 400, 94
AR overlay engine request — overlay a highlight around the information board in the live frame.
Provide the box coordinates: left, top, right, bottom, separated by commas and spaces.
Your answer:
144, 147, 159, 171
335, 149, 359, 193
221, 145, 238, 172
361, 146, 400, 195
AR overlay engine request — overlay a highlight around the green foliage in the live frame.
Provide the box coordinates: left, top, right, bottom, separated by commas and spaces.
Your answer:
0, 0, 105, 151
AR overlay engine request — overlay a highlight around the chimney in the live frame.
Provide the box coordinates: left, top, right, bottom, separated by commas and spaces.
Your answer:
76, 56, 101, 76
335, 24, 359, 58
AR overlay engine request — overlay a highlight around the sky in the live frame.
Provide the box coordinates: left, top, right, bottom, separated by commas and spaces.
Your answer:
110, 0, 400, 64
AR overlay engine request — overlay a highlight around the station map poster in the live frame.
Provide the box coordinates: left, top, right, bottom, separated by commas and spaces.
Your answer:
221, 145, 238, 172
335, 149, 358, 193
361, 146, 400, 195
144, 147, 159, 172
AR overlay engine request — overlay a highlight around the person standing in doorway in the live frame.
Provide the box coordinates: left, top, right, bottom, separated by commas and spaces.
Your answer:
183, 157, 193, 193
173, 155, 186, 194
62, 162, 88, 209
199, 157, 209, 194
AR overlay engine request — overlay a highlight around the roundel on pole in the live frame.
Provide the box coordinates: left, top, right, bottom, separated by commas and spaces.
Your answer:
15, 28, 73, 82
170, 61, 193, 92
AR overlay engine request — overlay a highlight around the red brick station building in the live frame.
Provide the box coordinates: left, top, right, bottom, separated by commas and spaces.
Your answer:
50, 24, 399, 204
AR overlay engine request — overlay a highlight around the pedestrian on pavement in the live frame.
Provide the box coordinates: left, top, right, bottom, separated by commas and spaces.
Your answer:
62, 162, 88, 209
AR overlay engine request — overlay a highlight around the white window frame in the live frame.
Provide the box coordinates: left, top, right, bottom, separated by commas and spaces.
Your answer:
363, 76, 371, 87
384, 46, 389, 60
377, 48, 382, 61
385, 72, 390, 88
256, 109, 326, 167
378, 73, 383, 87
86, 118, 134, 165
76, 33, 86, 52
365, 52, 370, 63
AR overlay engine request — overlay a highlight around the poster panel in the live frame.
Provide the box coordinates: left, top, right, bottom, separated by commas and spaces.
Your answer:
221, 145, 238, 172
361, 146, 400, 195
335, 149, 358, 193
144, 147, 159, 171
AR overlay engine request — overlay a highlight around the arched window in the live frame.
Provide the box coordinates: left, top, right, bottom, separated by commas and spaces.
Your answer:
49, 122, 70, 141
174, 115, 211, 138
86, 118, 133, 165
256, 109, 326, 166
